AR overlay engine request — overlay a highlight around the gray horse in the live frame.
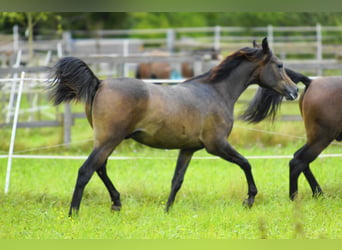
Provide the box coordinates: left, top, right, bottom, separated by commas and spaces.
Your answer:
49, 38, 298, 217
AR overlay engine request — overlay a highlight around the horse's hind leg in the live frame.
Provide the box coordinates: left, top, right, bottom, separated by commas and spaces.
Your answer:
166, 149, 195, 212
289, 139, 331, 200
205, 140, 257, 207
96, 160, 121, 211
302, 167, 323, 197
69, 142, 119, 217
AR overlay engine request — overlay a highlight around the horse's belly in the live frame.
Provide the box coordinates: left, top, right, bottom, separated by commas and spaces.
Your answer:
129, 128, 203, 149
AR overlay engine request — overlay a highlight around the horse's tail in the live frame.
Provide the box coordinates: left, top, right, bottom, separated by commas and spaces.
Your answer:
284, 67, 313, 117
49, 57, 100, 106
285, 68, 312, 87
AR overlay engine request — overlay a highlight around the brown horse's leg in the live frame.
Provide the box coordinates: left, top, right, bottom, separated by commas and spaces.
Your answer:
166, 149, 196, 212
69, 143, 118, 217
289, 139, 331, 200
205, 140, 257, 207
96, 160, 121, 211
302, 167, 323, 197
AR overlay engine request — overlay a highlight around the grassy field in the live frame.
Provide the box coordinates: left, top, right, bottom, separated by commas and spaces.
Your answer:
0, 143, 341, 239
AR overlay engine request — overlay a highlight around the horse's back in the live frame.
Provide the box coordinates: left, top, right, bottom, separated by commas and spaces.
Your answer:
301, 77, 342, 113
301, 76, 342, 142
94, 78, 150, 114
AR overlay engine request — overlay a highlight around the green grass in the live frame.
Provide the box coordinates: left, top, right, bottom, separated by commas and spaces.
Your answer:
0, 145, 341, 239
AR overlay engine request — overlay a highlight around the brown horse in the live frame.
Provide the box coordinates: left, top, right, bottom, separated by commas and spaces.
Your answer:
283, 69, 342, 200
252, 68, 342, 200
135, 48, 221, 79
49, 38, 298, 217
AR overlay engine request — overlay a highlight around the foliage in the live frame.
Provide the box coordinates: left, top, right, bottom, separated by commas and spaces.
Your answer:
129, 12, 208, 29
0, 12, 62, 62
2, 12, 342, 36
0, 12, 62, 35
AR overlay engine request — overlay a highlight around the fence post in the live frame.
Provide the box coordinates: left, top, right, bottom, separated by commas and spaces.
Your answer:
5, 72, 25, 194
57, 42, 63, 58
13, 25, 19, 52
316, 23, 323, 76
6, 50, 22, 123
63, 103, 72, 147
123, 39, 129, 77
62, 31, 72, 55
267, 25, 274, 50
167, 29, 175, 53
214, 25, 221, 51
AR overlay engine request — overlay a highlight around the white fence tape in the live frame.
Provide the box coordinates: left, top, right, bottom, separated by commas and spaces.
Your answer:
1, 153, 342, 161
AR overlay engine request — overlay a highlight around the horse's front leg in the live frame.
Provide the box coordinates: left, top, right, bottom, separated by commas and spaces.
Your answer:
205, 140, 258, 207
166, 149, 196, 212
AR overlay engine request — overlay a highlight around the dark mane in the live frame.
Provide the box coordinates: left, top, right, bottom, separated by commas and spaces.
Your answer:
206, 47, 269, 83
183, 71, 211, 83
240, 87, 283, 123
183, 44, 271, 85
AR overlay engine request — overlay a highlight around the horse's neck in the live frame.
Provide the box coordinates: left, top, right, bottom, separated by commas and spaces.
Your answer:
213, 62, 256, 103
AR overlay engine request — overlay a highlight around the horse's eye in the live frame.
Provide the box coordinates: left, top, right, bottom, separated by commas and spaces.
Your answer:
277, 63, 283, 69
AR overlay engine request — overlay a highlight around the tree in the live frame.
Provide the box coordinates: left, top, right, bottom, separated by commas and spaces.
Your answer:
0, 12, 62, 63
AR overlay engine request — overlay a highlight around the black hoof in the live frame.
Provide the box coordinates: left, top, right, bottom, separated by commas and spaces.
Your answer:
312, 191, 324, 199
68, 208, 79, 218
165, 205, 172, 213
242, 198, 254, 208
111, 205, 121, 211
290, 192, 297, 201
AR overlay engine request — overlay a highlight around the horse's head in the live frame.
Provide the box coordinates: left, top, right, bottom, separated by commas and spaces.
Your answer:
254, 38, 298, 101
240, 38, 299, 123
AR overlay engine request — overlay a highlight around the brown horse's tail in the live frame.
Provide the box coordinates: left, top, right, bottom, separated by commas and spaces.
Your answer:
285, 68, 312, 87
285, 68, 312, 117
49, 57, 100, 106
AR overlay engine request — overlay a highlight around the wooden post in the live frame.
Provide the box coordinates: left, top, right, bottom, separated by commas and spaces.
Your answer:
214, 25, 221, 51
62, 31, 72, 54
167, 29, 175, 53
13, 25, 19, 51
316, 23, 323, 76
267, 25, 274, 51
123, 39, 129, 77
6, 50, 22, 123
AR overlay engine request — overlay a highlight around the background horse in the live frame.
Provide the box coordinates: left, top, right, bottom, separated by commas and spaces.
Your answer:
284, 70, 342, 200
135, 48, 221, 79
49, 38, 298, 217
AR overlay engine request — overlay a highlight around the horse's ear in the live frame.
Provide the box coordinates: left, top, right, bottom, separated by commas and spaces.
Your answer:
262, 37, 270, 54
252, 40, 258, 48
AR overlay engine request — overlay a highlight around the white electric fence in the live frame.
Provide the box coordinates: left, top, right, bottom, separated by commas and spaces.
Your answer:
4, 72, 25, 193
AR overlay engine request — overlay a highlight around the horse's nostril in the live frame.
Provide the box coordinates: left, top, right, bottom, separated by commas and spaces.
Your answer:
285, 90, 298, 101
290, 92, 298, 100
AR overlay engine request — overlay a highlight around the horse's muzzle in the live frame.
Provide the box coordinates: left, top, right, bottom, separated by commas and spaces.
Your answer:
285, 87, 298, 101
